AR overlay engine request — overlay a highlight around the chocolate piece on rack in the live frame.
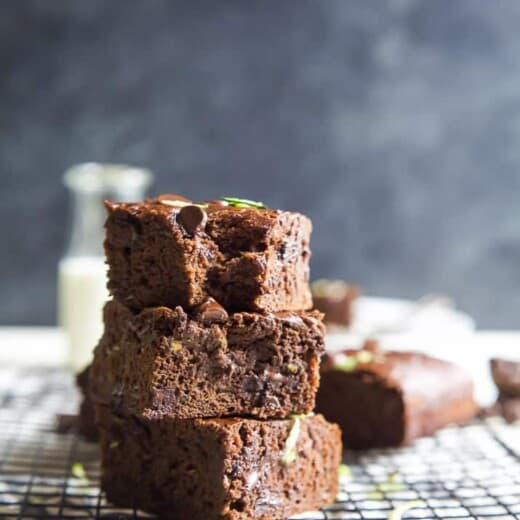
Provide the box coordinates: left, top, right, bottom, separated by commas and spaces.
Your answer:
491, 358, 520, 397
316, 344, 476, 449
104, 196, 312, 312
89, 300, 325, 420
497, 395, 520, 423
96, 408, 341, 520
76, 365, 98, 441
311, 279, 359, 327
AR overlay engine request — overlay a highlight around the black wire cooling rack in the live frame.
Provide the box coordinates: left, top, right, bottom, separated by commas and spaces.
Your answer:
0, 367, 519, 520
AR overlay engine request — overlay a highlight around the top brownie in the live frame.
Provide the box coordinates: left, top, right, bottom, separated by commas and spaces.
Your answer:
104, 195, 312, 312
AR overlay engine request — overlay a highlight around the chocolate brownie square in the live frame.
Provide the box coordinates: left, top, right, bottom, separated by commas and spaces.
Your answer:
96, 407, 341, 519
90, 300, 325, 420
316, 343, 476, 449
104, 195, 312, 312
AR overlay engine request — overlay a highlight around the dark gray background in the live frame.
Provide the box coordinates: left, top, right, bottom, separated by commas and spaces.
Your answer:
2, 0, 520, 327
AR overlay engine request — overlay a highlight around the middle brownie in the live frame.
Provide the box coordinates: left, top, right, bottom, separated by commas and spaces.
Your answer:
90, 300, 325, 420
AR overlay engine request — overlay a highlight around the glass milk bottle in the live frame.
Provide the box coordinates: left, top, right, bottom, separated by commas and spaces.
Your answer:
58, 163, 152, 371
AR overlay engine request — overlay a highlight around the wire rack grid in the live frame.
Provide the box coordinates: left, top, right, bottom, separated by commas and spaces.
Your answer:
0, 367, 519, 519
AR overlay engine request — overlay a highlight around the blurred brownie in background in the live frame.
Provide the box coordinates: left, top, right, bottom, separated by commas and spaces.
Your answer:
316, 341, 476, 449
311, 279, 359, 327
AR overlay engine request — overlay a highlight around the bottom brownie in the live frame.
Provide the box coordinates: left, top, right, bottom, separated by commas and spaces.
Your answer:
96, 407, 341, 520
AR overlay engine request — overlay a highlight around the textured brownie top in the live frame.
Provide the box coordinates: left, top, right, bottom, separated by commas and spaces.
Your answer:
104, 195, 312, 311
322, 344, 475, 406
90, 299, 325, 420
107, 196, 305, 247
491, 358, 520, 397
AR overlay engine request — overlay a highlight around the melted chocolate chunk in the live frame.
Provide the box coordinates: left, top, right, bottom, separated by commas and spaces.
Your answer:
193, 298, 228, 324
176, 205, 208, 234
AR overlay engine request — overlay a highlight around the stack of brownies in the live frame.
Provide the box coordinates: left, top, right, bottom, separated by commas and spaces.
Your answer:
89, 195, 342, 519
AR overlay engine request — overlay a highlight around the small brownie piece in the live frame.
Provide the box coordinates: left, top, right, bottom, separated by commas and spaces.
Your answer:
76, 365, 98, 441
311, 279, 359, 327
490, 358, 520, 396
104, 195, 312, 312
97, 407, 341, 520
316, 343, 476, 449
90, 300, 325, 420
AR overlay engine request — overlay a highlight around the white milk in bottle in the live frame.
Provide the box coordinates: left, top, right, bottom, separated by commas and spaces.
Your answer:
58, 256, 109, 371
58, 163, 152, 371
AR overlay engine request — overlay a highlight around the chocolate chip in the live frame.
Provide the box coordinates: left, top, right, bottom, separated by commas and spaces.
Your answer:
193, 298, 228, 325
176, 205, 207, 234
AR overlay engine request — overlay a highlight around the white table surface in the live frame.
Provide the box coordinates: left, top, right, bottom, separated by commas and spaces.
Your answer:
0, 326, 518, 406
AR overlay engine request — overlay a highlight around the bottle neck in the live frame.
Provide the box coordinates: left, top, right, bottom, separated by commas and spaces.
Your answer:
62, 163, 153, 259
